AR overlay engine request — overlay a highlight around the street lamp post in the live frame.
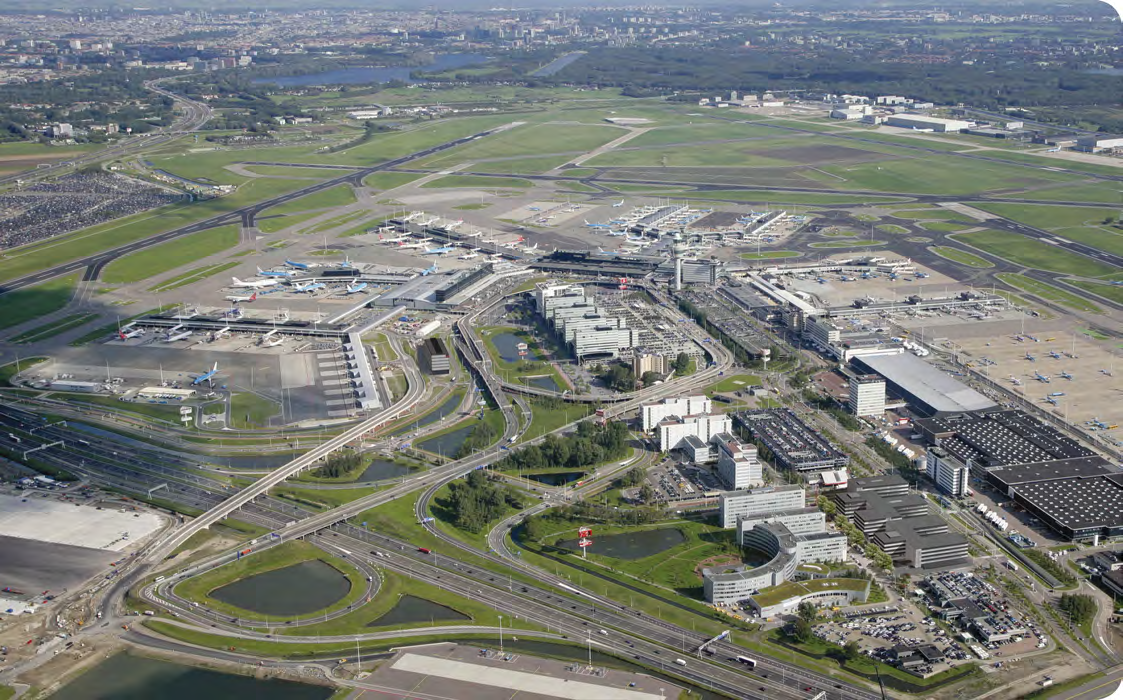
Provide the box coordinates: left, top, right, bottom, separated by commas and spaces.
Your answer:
498, 614, 504, 654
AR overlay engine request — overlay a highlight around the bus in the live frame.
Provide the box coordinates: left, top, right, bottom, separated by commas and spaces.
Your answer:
736, 656, 757, 669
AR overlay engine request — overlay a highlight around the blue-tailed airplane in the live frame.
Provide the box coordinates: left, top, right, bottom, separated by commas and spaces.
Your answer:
1034, 371, 1051, 383
292, 281, 324, 293
344, 282, 368, 295
584, 219, 612, 229
1059, 370, 1073, 380
420, 263, 439, 276
258, 267, 296, 278
285, 259, 309, 270
422, 246, 456, 255
191, 363, 220, 386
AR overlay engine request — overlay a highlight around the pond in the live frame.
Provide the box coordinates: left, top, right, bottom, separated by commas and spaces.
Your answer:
558, 528, 686, 560
488, 331, 537, 363
392, 392, 463, 436
525, 470, 584, 486
522, 375, 561, 393
255, 53, 491, 87
48, 653, 332, 700
417, 423, 476, 459
368, 595, 471, 627
357, 458, 414, 482
210, 560, 351, 617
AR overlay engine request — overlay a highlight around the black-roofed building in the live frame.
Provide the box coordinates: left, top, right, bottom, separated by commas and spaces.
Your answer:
419, 337, 451, 375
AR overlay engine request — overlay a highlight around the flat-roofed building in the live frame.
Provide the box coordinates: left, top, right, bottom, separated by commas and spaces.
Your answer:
719, 485, 805, 529
714, 432, 762, 489
658, 413, 730, 452
848, 374, 886, 417
642, 396, 711, 431
419, 337, 451, 375
926, 447, 967, 497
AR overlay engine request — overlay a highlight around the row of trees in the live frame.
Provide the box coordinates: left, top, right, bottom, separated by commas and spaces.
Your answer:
439, 470, 523, 534
598, 363, 636, 392
455, 418, 500, 460
1058, 593, 1097, 627
495, 421, 630, 473
311, 451, 364, 479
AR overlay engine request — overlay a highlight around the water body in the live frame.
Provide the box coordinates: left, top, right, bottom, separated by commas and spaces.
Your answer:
525, 470, 584, 486
358, 458, 414, 482
489, 332, 536, 363
49, 653, 332, 700
1084, 67, 1123, 76
392, 393, 463, 437
368, 595, 471, 627
522, 375, 561, 393
256, 53, 491, 87
210, 560, 350, 616
418, 423, 476, 459
559, 528, 686, 560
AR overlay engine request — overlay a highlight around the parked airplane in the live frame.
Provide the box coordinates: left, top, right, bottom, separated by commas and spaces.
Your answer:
378, 233, 410, 244
398, 240, 430, 249
607, 230, 628, 237
262, 337, 284, 348
458, 251, 480, 260
402, 211, 423, 222
597, 248, 627, 256
118, 328, 144, 340
257, 267, 296, 278
224, 292, 258, 303
1008, 375, 1022, 386
422, 246, 457, 256
344, 282, 368, 295
211, 327, 231, 341
464, 231, 483, 239
292, 282, 325, 294
501, 237, 526, 249
584, 219, 612, 229
1024, 352, 1036, 362
1045, 396, 1059, 406
612, 200, 625, 207
284, 259, 310, 270
522, 242, 539, 253
231, 277, 279, 289
191, 363, 220, 385
446, 220, 464, 231
1059, 370, 1073, 380
163, 331, 192, 343
1034, 371, 1051, 383
420, 263, 439, 276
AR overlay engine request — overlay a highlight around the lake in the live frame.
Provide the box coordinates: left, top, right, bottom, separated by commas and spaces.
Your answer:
256, 53, 491, 87
358, 458, 414, 482
522, 375, 561, 393
417, 423, 476, 459
558, 528, 686, 560
525, 470, 584, 486
392, 393, 463, 436
210, 560, 351, 616
488, 331, 537, 363
368, 595, 470, 627
49, 653, 332, 700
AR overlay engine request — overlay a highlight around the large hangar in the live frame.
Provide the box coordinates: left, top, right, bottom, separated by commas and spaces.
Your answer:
851, 352, 996, 417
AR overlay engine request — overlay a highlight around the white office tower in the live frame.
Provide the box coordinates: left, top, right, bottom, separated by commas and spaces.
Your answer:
926, 447, 967, 497
714, 433, 763, 489
657, 413, 730, 452
642, 395, 711, 431
719, 485, 806, 528
848, 374, 886, 417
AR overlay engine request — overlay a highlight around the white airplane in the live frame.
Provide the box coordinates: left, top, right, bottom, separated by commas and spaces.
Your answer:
231, 277, 279, 289
481, 237, 498, 245
118, 328, 144, 340
257, 267, 296, 278
211, 327, 231, 341
224, 292, 258, 303
164, 330, 192, 343
292, 282, 325, 294
398, 240, 430, 249
464, 231, 483, 238
262, 337, 284, 348
447, 220, 464, 231
379, 233, 410, 244
612, 200, 624, 207
584, 219, 612, 229
344, 282, 368, 295
522, 242, 539, 253
402, 211, 423, 223
419, 217, 439, 227
422, 246, 457, 256
607, 230, 627, 237
458, 251, 480, 260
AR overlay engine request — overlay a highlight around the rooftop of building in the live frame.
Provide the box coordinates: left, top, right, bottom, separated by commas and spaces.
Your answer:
1014, 474, 1123, 531
751, 577, 870, 608
853, 353, 996, 414
916, 410, 1095, 466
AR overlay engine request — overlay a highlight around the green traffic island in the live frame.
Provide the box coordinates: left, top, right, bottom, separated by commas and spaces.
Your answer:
291, 452, 424, 485
271, 484, 383, 511
172, 541, 369, 624
0, 357, 48, 387
428, 470, 529, 550
756, 626, 980, 694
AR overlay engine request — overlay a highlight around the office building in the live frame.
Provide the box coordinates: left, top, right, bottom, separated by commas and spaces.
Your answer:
657, 413, 731, 452
926, 447, 967, 498
848, 374, 886, 417
714, 432, 763, 490
642, 396, 711, 431
719, 485, 805, 529
633, 352, 668, 378
418, 337, 451, 375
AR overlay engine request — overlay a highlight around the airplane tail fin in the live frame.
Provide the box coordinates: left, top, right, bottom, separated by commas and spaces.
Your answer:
249, 293, 257, 301
119, 331, 126, 340
232, 277, 242, 284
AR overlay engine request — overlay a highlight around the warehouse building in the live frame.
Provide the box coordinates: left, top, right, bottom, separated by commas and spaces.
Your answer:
850, 353, 996, 417
885, 114, 971, 132
1075, 135, 1123, 153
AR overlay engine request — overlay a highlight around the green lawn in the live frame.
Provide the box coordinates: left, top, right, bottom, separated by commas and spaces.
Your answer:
919, 221, 973, 232
62, 394, 184, 422
707, 374, 762, 393
242, 164, 345, 178
412, 123, 624, 170
1050, 226, 1123, 258
258, 184, 357, 217
1065, 279, 1123, 305
422, 175, 533, 189
0, 357, 47, 386
622, 122, 781, 148
740, 251, 801, 260
952, 230, 1117, 277
876, 224, 910, 234
975, 202, 1119, 231
10, 312, 98, 343
229, 392, 281, 429
149, 262, 240, 292
102, 225, 240, 284
70, 307, 169, 346
588, 137, 842, 168
271, 484, 379, 510
1009, 181, 1123, 203
523, 400, 593, 442
173, 540, 367, 622
889, 208, 975, 222
473, 155, 579, 175
819, 154, 1076, 195
928, 246, 994, 268
0, 274, 78, 330
996, 273, 1104, 314
686, 190, 906, 206
362, 171, 423, 190
809, 240, 888, 248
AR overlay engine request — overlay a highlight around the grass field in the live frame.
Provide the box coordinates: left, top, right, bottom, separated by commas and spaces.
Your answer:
953, 230, 1117, 277
242, 164, 344, 179
10, 312, 98, 344
889, 208, 975, 222
1065, 279, 1123, 305
996, 273, 1104, 314
422, 174, 533, 189
876, 224, 910, 234
272, 484, 378, 510
70, 306, 168, 346
258, 184, 357, 217
0, 274, 77, 331
588, 137, 840, 168
809, 239, 888, 248
1008, 181, 1123, 203
928, 246, 994, 268
707, 374, 762, 393
976, 202, 1119, 230
523, 400, 593, 442
229, 392, 281, 429
818, 153, 1076, 195
1051, 226, 1123, 257
919, 221, 973, 232
471, 155, 579, 175
740, 251, 801, 260
256, 210, 323, 234
686, 190, 905, 206
0, 357, 47, 386
102, 225, 240, 284
622, 122, 781, 148
363, 171, 423, 190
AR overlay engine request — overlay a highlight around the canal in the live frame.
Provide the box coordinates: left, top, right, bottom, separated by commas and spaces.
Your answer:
391, 393, 463, 437
210, 560, 351, 616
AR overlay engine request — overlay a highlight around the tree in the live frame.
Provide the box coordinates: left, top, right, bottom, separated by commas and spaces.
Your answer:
672, 352, 691, 375
797, 601, 817, 622
841, 640, 861, 662
641, 370, 662, 386
791, 616, 813, 643
817, 495, 837, 517
1059, 593, 1098, 627
639, 483, 655, 503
